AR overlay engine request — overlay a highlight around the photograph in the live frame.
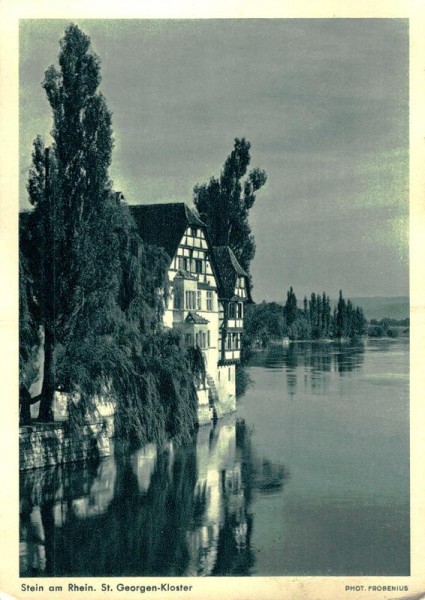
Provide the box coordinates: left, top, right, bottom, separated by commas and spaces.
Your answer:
1, 5, 424, 600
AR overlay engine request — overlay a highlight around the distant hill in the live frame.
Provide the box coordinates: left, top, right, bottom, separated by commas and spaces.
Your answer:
340, 297, 409, 321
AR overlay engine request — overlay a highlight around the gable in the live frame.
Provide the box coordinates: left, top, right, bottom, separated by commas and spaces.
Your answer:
169, 226, 217, 288
212, 246, 251, 301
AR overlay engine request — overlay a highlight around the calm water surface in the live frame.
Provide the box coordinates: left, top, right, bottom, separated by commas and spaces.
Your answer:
20, 338, 409, 576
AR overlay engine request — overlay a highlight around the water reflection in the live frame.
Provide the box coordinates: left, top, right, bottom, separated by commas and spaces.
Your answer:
249, 341, 365, 397
20, 339, 409, 576
20, 417, 287, 577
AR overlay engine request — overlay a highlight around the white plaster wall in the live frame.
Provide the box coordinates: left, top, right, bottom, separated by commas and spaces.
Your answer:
216, 364, 236, 415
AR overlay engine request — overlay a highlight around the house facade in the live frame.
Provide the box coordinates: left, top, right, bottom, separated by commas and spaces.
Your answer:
130, 203, 251, 424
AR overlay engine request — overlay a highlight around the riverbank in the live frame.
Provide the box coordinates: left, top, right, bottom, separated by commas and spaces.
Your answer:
256, 331, 409, 349
19, 417, 113, 471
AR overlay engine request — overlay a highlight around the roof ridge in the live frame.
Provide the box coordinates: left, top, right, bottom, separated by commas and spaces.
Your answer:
212, 245, 249, 278
130, 201, 187, 209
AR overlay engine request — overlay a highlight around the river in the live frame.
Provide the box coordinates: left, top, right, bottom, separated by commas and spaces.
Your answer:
20, 337, 409, 577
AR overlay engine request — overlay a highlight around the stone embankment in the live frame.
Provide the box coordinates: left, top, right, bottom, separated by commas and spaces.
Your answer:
19, 420, 113, 471
20, 394, 115, 471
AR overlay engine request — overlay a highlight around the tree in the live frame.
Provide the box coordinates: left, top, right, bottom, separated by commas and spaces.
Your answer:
23, 25, 121, 421
194, 138, 267, 275
284, 286, 298, 327
19, 248, 40, 423
333, 291, 366, 339
322, 292, 331, 338
335, 290, 346, 339
309, 293, 317, 337
346, 300, 354, 337
353, 306, 367, 336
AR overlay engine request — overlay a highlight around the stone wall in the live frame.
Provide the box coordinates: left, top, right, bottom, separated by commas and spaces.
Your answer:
19, 421, 112, 471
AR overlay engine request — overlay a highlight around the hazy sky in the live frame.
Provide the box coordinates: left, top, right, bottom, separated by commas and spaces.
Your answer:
20, 19, 409, 302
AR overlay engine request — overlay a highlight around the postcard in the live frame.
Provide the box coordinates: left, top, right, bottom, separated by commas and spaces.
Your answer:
1, 1, 424, 599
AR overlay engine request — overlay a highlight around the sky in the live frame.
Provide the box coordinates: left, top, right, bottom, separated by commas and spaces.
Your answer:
19, 19, 409, 302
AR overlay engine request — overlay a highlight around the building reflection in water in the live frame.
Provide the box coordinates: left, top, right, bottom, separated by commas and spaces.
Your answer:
20, 416, 287, 577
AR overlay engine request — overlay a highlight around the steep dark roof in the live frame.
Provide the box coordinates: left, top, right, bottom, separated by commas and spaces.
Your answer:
212, 246, 251, 301
130, 203, 205, 261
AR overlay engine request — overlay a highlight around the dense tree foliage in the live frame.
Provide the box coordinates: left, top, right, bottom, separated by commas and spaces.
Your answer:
20, 25, 199, 442
19, 248, 40, 422
193, 138, 267, 275
368, 317, 409, 338
242, 288, 368, 358
241, 302, 287, 360
333, 290, 367, 339
308, 292, 332, 338
285, 286, 298, 326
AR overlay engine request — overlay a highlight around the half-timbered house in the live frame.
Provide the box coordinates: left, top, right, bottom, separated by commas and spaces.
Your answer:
212, 246, 252, 410
130, 202, 251, 423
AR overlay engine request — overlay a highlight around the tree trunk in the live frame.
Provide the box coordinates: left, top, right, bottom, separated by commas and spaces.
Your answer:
19, 386, 32, 424
38, 148, 55, 423
38, 326, 55, 421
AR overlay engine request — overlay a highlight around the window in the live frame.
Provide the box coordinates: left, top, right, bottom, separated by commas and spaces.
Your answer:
224, 333, 240, 350
195, 332, 200, 346
185, 333, 193, 346
185, 291, 196, 310
207, 331, 210, 348
237, 303, 243, 319
228, 303, 236, 319
173, 288, 182, 309
197, 290, 202, 310
195, 259, 203, 274
206, 291, 213, 311
228, 367, 231, 381
190, 227, 197, 237
179, 257, 189, 271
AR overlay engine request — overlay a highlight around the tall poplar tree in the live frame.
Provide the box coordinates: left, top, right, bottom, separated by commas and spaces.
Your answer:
194, 138, 267, 275
24, 25, 131, 420
322, 292, 331, 338
335, 290, 346, 339
284, 286, 298, 326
